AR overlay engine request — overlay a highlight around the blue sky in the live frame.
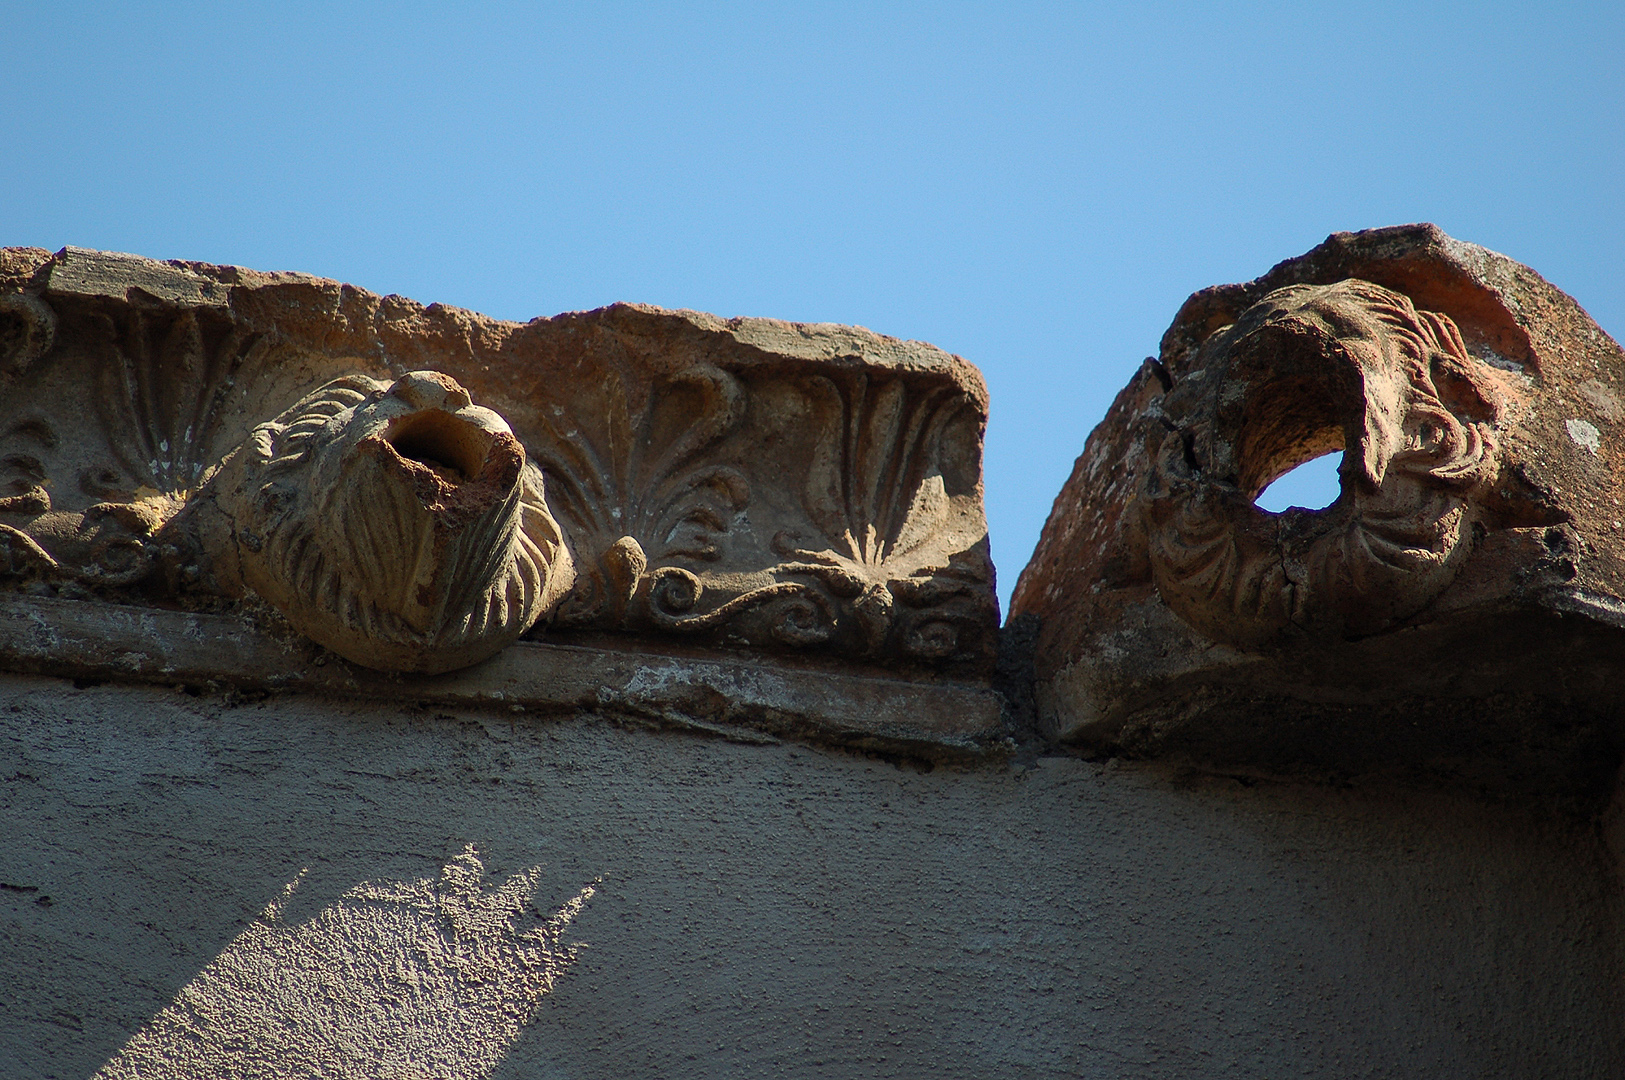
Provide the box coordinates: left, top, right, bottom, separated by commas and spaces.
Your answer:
5, 2, 1620, 611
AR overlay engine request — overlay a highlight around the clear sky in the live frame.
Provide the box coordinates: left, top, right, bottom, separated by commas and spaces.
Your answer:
5, 2, 1620, 613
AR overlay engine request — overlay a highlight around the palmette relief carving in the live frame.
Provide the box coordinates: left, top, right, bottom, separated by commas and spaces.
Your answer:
625, 369, 995, 666
522, 346, 995, 668
216, 371, 574, 674
528, 357, 751, 629
519, 350, 847, 649
0, 248, 998, 677
0, 407, 190, 590
91, 308, 266, 495
0, 279, 312, 595
1141, 279, 1506, 646
0, 290, 198, 586
759, 371, 995, 661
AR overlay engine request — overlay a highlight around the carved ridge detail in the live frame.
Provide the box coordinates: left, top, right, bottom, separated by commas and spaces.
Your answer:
0, 294, 56, 375
646, 566, 832, 640
1141, 279, 1505, 645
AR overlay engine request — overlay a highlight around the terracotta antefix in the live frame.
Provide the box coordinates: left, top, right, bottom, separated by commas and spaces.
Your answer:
0, 247, 997, 682
1012, 225, 1625, 789
209, 370, 574, 674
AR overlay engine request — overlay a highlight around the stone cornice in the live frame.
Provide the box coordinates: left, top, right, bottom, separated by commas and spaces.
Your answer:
0, 246, 1002, 755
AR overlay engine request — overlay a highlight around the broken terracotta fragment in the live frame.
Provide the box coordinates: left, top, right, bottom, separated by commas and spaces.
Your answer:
1012, 225, 1625, 789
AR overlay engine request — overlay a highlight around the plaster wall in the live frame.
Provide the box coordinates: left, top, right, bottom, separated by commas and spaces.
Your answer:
3, 674, 1623, 1079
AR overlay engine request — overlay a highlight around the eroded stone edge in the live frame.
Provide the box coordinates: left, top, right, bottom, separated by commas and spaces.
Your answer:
0, 595, 1008, 759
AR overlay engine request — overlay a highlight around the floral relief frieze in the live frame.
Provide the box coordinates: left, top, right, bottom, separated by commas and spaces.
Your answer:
0, 246, 997, 679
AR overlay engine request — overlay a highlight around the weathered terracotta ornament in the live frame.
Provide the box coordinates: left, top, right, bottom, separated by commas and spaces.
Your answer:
1013, 225, 1625, 789
215, 370, 574, 674
1142, 278, 1503, 646
0, 245, 997, 685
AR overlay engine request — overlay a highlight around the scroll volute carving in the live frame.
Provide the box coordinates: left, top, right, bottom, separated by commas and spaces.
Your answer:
212, 371, 574, 674
1142, 280, 1510, 646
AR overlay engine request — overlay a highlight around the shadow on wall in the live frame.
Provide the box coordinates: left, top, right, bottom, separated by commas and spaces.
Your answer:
93, 848, 597, 1080
4, 677, 1623, 1080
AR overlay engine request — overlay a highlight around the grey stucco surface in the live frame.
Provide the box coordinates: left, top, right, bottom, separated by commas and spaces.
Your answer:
3, 674, 1623, 1078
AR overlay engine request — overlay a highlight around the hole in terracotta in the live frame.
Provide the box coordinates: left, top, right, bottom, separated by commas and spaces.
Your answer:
1254, 451, 1343, 513
385, 412, 490, 482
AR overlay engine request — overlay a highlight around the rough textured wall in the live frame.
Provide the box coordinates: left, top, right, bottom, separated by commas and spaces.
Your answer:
4, 675, 1624, 1078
